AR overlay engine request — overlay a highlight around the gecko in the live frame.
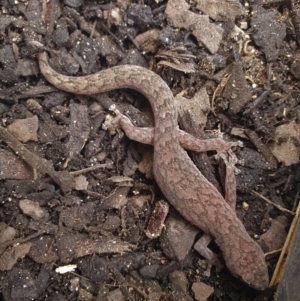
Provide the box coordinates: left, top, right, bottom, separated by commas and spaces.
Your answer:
38, 52, 269, 290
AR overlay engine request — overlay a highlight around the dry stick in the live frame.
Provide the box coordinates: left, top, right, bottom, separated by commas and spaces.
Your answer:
292, 187, 300, 212
250, 190, 295, 215
70, 163, 113, 176
270, 200, 300, 286
245, 129, 277, 169
0, 126, 74, 193
211, 73, 231, 116
264, 248, 282, 257
198, 69, 221, 83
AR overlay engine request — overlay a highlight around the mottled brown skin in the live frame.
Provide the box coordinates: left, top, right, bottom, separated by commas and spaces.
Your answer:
38, 52, 269, 290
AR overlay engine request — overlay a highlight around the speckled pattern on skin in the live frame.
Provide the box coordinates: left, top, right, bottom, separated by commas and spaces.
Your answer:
38, 52, 269, 290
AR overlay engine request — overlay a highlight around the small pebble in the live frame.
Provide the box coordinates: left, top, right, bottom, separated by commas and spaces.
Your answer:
242, 202, 249, 210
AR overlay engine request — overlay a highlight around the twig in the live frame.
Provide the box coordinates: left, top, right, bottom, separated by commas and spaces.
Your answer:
0, 126, 75, 193
251, 190, 295, 215
70, 163, 113, 176
264, 248, 282, 258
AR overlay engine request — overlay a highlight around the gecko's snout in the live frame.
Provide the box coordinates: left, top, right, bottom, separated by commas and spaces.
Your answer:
240, 265, 269, 291
225, 241, 269, 290
229, 261, 269, 290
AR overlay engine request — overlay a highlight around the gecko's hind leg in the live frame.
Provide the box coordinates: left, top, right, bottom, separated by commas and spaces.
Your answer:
193, 233, 222, 276
217, 149, 244, 212
193, 152, 241, 274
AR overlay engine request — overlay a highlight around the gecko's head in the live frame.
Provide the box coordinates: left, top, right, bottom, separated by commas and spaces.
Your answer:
224, 240, 269, 290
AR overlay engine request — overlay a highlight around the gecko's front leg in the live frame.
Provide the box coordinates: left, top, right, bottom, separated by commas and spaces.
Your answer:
103, 105, 242, 156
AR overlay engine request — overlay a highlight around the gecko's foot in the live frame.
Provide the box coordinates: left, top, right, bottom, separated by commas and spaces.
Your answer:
102, 105, 131, 134
102, 113, 122, 133
230, 140, 243, 148
220, 140, 243, 156
198, 256, 223, 277
108, 104, 120, 115
199, 259, 213, 277
194, 233, 223, 277
215, 141, 243, 174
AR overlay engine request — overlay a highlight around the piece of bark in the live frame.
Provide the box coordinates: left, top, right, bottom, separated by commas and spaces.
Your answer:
222, 62, 252, 114
165, 0, 223, 54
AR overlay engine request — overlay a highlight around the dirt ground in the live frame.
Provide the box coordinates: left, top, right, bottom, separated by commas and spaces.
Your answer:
0, 0, 300, 300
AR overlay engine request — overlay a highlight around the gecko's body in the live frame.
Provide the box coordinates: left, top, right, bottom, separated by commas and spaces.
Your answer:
38, 52, 269, 290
